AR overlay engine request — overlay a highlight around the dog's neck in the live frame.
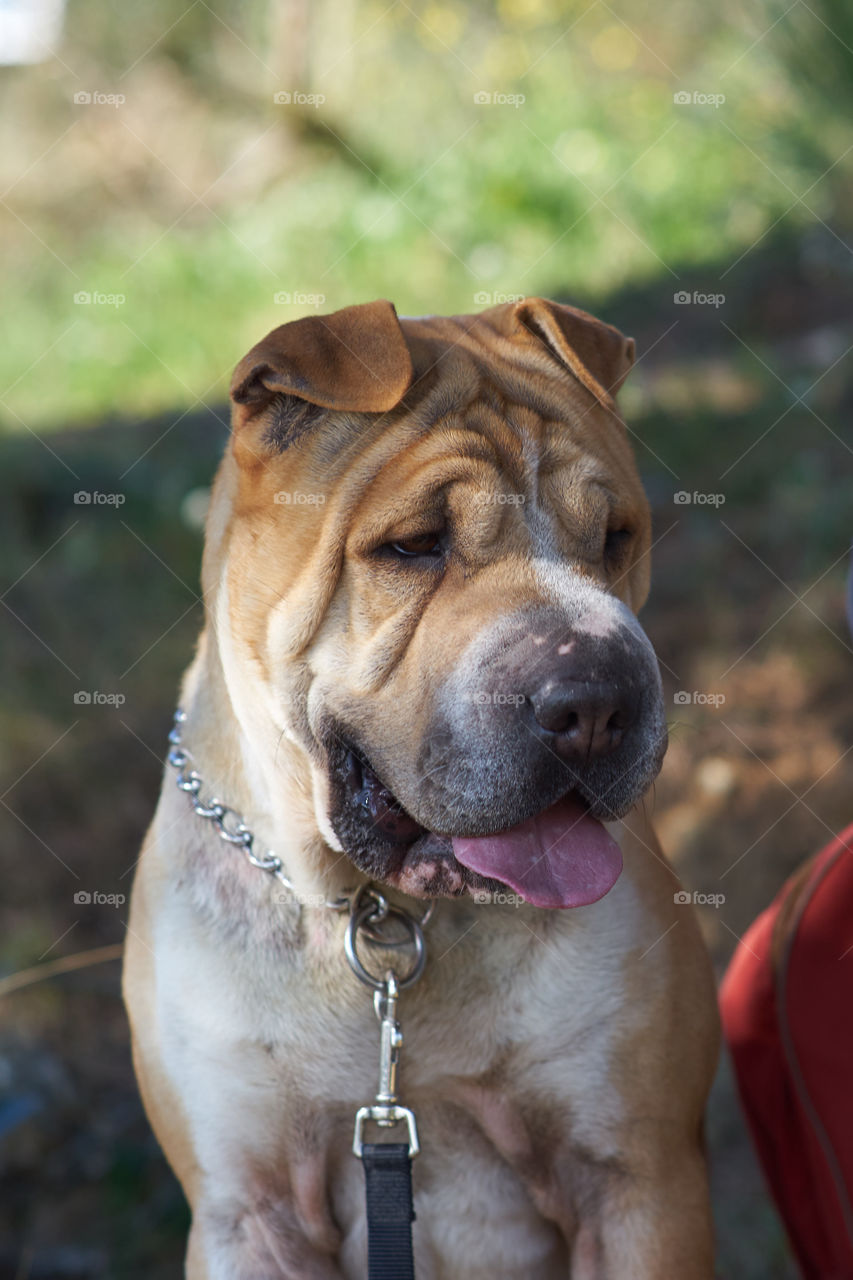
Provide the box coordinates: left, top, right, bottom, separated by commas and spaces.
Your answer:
177, 627, 361, 906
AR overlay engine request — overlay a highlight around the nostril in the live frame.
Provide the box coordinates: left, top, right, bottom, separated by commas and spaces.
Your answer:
529, 678, 636, 759
530, 684, 584, 735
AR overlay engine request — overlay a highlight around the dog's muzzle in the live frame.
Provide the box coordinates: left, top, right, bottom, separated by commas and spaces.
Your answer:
321, 593, 667, 909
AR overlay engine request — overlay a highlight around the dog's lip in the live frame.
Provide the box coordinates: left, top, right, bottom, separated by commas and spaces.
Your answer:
344, 747, 429, 845
341, 739, 592, 844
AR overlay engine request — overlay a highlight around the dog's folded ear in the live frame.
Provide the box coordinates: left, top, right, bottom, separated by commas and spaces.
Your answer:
513, 297, 635, 406
230, 300, 413, 447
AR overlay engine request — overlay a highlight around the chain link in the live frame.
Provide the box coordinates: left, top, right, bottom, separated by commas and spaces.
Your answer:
167, 709, 351, 912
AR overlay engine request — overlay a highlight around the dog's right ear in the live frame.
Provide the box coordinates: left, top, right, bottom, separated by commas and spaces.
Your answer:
229, 300, 413, 450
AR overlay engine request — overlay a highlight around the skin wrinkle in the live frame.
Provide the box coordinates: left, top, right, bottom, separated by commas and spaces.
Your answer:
345, 449, 494, 557
260, 435, 479, 664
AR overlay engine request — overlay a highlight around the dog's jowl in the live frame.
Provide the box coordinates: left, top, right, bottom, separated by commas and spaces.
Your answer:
124, 297, 720, 1279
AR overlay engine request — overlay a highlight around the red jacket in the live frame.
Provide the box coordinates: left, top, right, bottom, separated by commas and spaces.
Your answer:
720, 823, 853, 1278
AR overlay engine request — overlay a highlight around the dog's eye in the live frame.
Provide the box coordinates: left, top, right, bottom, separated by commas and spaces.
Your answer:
387, 533, 444, 558
603, 527, 632, 566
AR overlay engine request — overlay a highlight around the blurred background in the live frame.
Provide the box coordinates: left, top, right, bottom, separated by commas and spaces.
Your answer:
1, 1, 851, 1276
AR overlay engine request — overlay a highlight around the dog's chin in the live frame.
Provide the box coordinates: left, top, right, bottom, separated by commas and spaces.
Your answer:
328, 745, 507, 899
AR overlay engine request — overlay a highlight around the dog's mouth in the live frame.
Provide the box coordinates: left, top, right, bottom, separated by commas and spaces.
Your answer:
335, 745, 623, 909
343, 749, 426, 845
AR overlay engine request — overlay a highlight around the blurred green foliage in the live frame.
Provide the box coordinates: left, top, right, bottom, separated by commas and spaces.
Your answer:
0, 0, 851, 428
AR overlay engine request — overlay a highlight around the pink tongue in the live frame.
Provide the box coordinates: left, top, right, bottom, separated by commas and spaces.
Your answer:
452, 794, 622, 909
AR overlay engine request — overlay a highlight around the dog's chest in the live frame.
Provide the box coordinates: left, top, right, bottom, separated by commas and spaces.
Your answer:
155, 885, 631, 1142
149, 870, 652, 1276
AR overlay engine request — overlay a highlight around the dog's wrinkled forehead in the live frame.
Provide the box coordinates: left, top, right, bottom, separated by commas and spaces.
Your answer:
219, 297, 647, 659
228, 296, 635, 451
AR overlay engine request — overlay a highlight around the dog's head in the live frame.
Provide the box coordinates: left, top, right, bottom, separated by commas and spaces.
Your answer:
213, 298, 665, 908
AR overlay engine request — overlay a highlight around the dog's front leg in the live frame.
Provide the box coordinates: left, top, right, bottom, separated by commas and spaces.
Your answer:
185, 1195, 346, 1280
568, 1150, 714, 1279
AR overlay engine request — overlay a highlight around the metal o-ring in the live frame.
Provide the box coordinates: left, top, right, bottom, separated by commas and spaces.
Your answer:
344, 900, 426, 991
356, 885, 433, 947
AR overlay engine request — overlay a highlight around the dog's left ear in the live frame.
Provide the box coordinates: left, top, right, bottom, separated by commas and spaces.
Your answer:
230, 300, 413, 445
513, 297, 635, 406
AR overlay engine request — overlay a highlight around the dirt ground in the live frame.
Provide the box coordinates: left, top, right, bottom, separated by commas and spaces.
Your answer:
1, 241, 851, 1278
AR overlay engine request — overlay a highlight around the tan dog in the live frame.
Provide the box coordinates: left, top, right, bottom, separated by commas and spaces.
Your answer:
124, 298, 720, 1279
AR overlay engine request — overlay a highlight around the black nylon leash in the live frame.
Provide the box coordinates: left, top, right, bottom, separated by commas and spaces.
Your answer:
347, 889, 428, 1280
361, 1142, 416, 1279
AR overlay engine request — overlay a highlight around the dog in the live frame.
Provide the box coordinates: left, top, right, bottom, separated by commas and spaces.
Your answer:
123, 297, 720, 1279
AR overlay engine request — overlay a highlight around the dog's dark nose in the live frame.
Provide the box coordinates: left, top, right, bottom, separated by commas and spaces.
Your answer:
530, 678, 637, 761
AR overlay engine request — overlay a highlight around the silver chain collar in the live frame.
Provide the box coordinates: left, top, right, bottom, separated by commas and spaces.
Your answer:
166, 707, 435, 939
167, 708, 351, 911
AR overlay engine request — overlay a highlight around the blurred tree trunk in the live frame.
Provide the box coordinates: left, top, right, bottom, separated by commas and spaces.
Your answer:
269, 0, 310, 88
268, 0, 356, 92
268, 0, 387, 180
314, 0, 356, 97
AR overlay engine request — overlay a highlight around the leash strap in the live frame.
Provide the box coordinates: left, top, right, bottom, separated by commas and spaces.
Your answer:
362, 1142, 416, 1280
348, 905, 427, 1280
